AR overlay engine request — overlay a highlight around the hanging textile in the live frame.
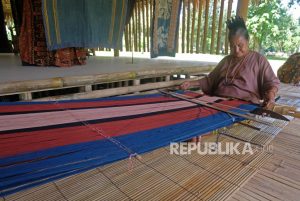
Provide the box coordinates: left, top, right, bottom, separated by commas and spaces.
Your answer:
0, 0, 12, 53
42, 0, 128, 50
19, 0, 86, 67
0, 92, 257, 196
151, 0, 182, 58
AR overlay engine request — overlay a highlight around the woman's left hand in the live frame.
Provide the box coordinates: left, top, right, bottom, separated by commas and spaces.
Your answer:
263, 90, 276, 110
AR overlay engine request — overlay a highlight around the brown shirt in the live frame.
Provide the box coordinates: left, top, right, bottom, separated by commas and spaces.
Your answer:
199, 51, 280, 104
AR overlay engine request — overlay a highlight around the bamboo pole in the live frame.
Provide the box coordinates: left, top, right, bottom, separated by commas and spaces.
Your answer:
190, 0, 197, 54
181, 1, 186, 53
34, 78, 199, 101
138, 0, 142, 52
186, 0, 191, 53
146, 0, 149, 52
124, 26, 129, 51
210, 0, 218, 54
142, 0, 146, 52
225, 0, 233, 55
133, 3, 138, 52
216, 0, 225, 54
236, 0, 250, 20
128, 19, 132, 51
202, 0, 209, 53
196, 0, 203, 53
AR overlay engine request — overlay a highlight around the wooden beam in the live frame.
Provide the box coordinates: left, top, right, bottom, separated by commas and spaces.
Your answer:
146, 0, 149, 52
190, 0, 197, 54
137, 0, 141, 52
181, 1, 186, 53
186, 0, 191, 53
142, 0, 146, 52
133, 4, 137, 51
216, 0, 225, 55
196, 0, 203, 53
202, 0, 210, 53
236, 0, 249, 20
225, 0, 233, 55
128, 19, 132, 51
34, 78, 200, 101
210, 0, 218, 54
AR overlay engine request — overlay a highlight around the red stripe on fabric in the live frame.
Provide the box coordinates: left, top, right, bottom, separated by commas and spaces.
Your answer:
0, 93, 201, 114
0, 99, 245, 158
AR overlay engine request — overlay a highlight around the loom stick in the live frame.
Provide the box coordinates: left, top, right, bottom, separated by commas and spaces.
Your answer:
158, 90, 274, 126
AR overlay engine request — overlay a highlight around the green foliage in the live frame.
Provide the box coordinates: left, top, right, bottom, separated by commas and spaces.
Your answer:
247, 0, 300, 53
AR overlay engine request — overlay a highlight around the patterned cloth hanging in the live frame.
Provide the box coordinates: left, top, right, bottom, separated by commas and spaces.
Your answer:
277, 53, 300, 84
0, 92, 257, 196
42, 0, 128, 50
151, 0, 182, 58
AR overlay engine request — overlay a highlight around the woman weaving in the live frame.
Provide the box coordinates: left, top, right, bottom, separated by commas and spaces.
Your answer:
181, 16, 280, 109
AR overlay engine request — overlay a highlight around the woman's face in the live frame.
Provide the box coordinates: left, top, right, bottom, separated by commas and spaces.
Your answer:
229, 35, 249, 58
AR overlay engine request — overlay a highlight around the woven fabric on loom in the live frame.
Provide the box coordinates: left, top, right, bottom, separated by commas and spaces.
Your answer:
42, 0, 128, 50
0, 92, 257, 196
151, 0, 182, 58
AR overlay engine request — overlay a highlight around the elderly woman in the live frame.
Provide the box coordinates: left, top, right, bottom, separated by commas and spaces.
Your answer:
181, 16, 280, 109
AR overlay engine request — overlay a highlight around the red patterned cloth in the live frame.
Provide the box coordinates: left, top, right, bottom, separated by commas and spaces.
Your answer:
19, 0, 86, 67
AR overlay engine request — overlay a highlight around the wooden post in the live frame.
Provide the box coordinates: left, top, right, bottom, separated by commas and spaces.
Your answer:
134, 79, 140, 86
137, 0, 141, 52
124, 26, 129, 51
142, 0, 146, 52
128, 19, 132, 51
146, 0, 149, 52
236, 0, 249, 20
181, 1, 186, 53
216, 0, 225, 54
225, 0, 233, 55
133, 3, 138, 52
114, 49, 119, 57
165, 75, 171, 82
210, 0, 218, 54
190, 0, 196, 54
196, 0, 203, 53
186, 0, 191, 53
20, 92, 32, 101
202, 0, 210, 53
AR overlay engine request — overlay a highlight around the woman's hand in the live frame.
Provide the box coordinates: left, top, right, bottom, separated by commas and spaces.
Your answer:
263, 90, 276, 110
180, 81, 191, 90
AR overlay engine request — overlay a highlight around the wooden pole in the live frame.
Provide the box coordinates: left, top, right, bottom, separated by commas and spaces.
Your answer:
190, 0, 197, 54
216, 0, 225, 54
186, 0, 191, 53
137, 0, 141, 52
202, 0, 209, 53
124, 26, 129, 51
146, 0, 149, 52
196, 0, 203, 53
236, 0, 249, 20
142, 0, 146, 52
134, 3, 138, 51
181, 1, 186, 53
128, 19, 132, 51
225, 0, 233, 55
210, 0, 218, 54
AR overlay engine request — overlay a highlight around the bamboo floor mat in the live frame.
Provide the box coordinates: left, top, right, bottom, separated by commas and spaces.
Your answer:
229, 118, 300, 201
3, 134, 273, 201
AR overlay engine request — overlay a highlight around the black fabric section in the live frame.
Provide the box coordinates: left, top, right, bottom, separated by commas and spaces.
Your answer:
0, 105, 199, 135
125, 0, 135, 25
10, 0, 23, 36
0, 1, 12, 53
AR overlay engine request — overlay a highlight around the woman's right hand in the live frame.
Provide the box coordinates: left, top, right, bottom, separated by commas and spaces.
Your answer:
180, 81, 191, 90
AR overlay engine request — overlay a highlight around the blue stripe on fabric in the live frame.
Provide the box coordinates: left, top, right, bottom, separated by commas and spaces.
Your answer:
0, 103, 257, 196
